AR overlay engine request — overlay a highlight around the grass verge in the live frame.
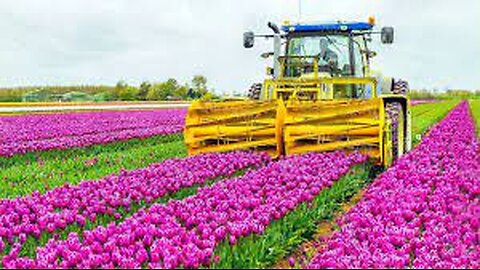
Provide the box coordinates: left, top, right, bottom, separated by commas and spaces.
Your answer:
0, 134, 186, 198
411, 100, 459, 145
468, 99, 480, 136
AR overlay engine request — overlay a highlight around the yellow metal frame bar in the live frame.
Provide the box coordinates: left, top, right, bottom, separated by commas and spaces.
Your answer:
264, 77, 377, 100
379, 98, 386, 166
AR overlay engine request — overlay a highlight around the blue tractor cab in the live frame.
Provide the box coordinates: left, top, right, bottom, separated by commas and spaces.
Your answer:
242, 18, 395, 99
281, 21, 374, 33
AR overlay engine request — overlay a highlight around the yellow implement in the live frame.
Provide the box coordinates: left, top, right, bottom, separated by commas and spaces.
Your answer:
185, 95, 410, 167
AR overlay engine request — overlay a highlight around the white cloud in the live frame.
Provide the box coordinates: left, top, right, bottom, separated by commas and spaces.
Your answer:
0, 0, 478, 92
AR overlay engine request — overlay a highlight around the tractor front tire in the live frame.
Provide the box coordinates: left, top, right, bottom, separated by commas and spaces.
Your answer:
392, 79, 409, 95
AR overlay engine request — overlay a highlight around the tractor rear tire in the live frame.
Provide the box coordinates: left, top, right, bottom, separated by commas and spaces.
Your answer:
385, 79, 409, 163
247, 83, 262, 100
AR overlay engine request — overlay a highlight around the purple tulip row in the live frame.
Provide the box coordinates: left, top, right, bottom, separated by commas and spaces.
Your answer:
410, 99, 437, 106
0, 125, 182, 157
307, 101, 479, 269
0, 109, 186, 156
4, 151, 367, 268
0, 151, 269, 258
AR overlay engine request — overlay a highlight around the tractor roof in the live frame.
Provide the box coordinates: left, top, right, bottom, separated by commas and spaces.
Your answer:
281, 21, 374, 33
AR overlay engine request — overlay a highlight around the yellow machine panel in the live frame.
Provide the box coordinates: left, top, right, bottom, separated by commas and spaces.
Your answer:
283, 99, 384, 161
184, 100, 283, 157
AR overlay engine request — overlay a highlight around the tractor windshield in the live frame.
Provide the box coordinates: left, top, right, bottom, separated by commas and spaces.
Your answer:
284, 35, 362, 78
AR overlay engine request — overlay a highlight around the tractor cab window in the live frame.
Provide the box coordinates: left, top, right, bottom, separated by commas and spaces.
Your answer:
352, 36, 365, 77
285, 35, 352, 77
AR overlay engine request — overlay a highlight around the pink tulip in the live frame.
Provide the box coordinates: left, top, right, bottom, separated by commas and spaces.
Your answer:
288, 257, 296, 267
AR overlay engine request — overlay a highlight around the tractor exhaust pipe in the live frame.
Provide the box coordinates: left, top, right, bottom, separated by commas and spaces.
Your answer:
267, 22, 282, 80
266, 22, 281, 80
267, 22, 280, 34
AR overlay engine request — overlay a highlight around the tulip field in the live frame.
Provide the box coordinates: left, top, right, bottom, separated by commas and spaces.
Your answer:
0, 100, 478, 269
410, 99, 438, 106
0, 109, 186, 157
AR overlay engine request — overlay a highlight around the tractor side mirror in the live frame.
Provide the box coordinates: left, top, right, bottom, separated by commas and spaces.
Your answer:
266, 67, 274, 76
243, 31, 255, 48
261, 52, 274, 59
381, 27, 394, 44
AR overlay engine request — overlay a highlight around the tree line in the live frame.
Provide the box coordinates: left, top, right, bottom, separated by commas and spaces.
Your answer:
111, 75, 215, 101
0, 75, 216, 102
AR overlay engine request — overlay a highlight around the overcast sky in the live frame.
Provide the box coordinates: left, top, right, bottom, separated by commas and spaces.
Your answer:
0, 0, 479, 94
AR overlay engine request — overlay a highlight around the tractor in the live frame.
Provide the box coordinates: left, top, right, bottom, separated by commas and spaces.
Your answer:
185, 18, 411, 167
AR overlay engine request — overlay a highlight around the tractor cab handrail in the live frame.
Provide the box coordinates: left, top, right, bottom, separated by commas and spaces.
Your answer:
264, 76, 378, 101
277, 55, 347, 79
278, 55, 319, 59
